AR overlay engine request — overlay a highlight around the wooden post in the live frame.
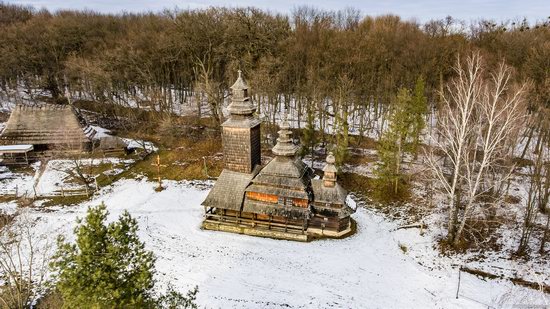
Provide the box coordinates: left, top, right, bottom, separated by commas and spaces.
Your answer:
151, 154, 166, 191
456, 266, 462, 299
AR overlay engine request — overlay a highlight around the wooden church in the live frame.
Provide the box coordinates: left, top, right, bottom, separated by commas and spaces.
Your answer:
201, 71, 355, 241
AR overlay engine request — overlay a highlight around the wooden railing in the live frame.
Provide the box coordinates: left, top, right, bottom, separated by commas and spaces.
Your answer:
204, 213, 306, 234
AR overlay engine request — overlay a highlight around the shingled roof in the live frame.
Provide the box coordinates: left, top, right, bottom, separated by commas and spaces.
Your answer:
311, 179, 347, 205
0, 104, 95, 147
202, 169, 256, 211
226, 70, 256, 116
242, 200, 310, 220
252, 156, 312, 189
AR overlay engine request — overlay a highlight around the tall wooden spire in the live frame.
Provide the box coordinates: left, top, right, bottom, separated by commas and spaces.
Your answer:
221, 71, 262, 174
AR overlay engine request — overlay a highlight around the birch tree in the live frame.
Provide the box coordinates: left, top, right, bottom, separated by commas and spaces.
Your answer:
426, 52, 526, 247
0, 213, 51, 308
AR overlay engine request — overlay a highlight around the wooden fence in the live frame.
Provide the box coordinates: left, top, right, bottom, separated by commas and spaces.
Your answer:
1, 184, 94, 199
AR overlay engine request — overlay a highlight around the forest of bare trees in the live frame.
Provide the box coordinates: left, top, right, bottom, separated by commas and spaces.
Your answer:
0, 4, 548, 123
0, 3, 549, 253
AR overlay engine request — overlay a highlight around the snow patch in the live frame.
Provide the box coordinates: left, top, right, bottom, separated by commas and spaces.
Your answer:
3, 179, 545, 308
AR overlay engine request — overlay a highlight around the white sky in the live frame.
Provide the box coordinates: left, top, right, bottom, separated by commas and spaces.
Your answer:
8, 0, 550, 23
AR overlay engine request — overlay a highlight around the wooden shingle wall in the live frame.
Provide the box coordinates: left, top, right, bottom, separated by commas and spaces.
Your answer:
222, 123, 261, 174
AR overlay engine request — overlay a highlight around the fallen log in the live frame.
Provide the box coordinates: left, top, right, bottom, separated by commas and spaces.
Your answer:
396, 223, 425, 230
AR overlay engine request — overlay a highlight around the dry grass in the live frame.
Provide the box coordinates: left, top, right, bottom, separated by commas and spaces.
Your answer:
120, 123, 223, 181
0, 195, 17, 204
347, 149, 378, 165
0, 111, 9, 122
437, 215, 505, 254
0, 213, 15, 229
398, 242, 408, 253
339, 172, 372, 197
40, 195, 91, 207
36, 290, 64, 309
350, 135, 378, 149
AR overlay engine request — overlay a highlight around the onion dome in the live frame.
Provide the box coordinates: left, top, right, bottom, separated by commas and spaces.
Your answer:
272, 113, 298, 157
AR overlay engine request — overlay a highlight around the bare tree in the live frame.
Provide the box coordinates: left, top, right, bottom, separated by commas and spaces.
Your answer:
193, 54, 226, 126
517, 141, 548, 254
0, 213, 51, 308
52, 133, 96, 195
537, 136, 550, 254
426, 52, 526, 247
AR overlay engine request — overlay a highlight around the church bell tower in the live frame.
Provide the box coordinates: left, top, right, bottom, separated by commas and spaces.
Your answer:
221, 71, 262, 174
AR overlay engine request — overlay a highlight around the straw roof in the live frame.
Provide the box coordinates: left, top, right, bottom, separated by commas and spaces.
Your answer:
0, 104, 95, 147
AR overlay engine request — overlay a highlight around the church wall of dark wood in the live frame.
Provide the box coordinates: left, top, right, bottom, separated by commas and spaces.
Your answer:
222, 126, 253, 173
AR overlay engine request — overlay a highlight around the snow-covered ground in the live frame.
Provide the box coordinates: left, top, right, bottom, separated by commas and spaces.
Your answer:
90, 125, 158, 152
34, 158, 134, 195
4, 179, 547, 308
0, 162, 41, 196
0, 159, 134, 197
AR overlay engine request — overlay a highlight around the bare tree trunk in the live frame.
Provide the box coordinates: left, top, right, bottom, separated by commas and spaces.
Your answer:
540, 215, 550, 254
520, 125, 535, 160
517, 177, 538, 254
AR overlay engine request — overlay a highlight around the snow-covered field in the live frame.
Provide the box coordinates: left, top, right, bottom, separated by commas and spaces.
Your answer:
0, 162, 41, 196
3, 179, 546, 308
34, 158, 134, 195
0, 158, 134, 197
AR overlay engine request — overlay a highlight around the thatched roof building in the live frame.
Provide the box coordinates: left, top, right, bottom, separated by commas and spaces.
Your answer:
201, 72, 355, 241
0, 104, 95, 154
